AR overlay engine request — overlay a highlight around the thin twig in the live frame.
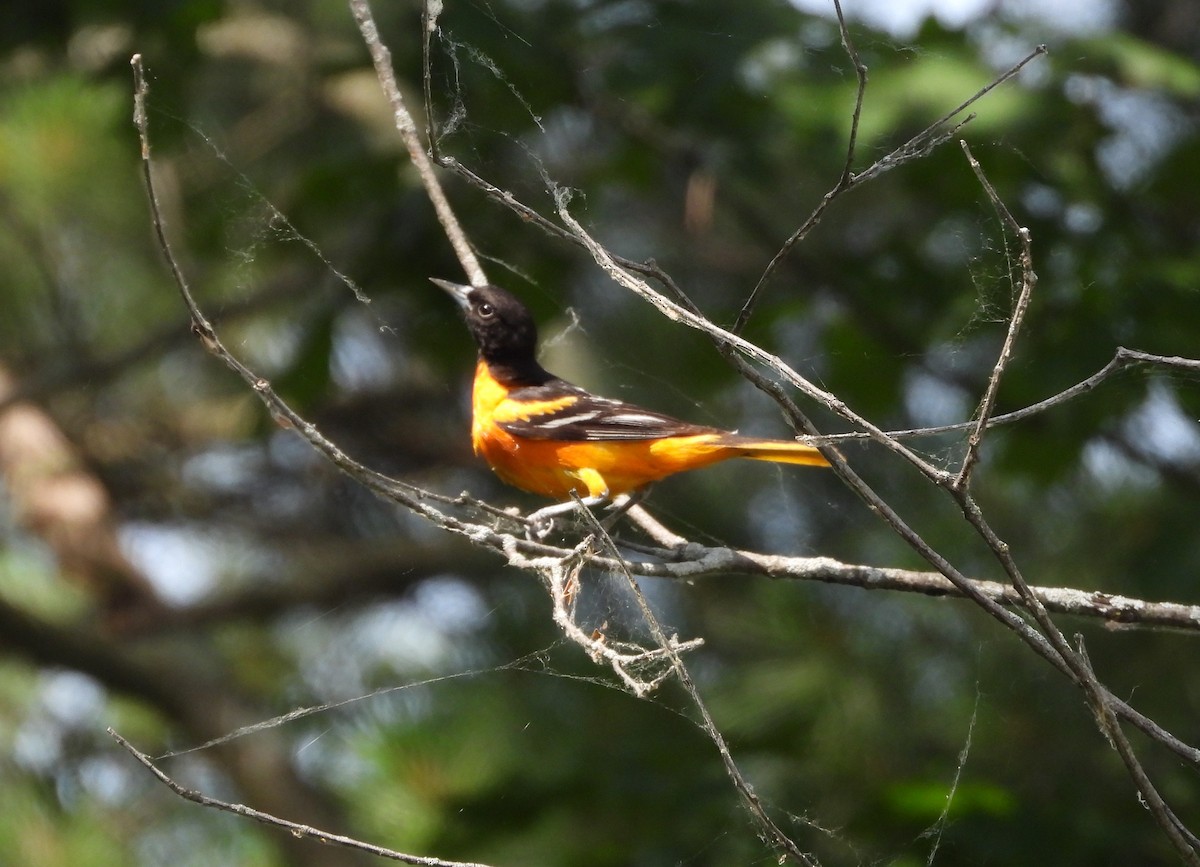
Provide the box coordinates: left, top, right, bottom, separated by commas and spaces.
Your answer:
421, 0, 440, 153
735, 43, 1047, 332
854, 44, 1048, 188
924, 687, 980, 865
830, 0, 866, 190
811, 346, 1200, 446
108, 729, 495, 867
953, 141, 1038, 489
732, 0, 867, 334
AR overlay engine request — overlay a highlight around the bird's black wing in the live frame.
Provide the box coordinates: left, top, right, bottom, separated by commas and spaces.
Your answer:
495, 379, 716, 442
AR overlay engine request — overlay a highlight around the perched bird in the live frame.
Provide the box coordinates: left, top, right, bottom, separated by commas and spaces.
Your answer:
434, 279, 830, 511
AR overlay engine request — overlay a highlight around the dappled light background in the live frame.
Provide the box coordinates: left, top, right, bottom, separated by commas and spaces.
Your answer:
1, 0, 1198, 864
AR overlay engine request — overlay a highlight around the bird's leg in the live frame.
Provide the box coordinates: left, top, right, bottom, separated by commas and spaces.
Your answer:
599, 488, 649, 531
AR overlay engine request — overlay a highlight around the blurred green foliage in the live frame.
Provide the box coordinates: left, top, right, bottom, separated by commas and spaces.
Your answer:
1, 1, 1198, 865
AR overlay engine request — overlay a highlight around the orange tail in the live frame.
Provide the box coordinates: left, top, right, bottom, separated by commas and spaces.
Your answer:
718, 435, 831, 467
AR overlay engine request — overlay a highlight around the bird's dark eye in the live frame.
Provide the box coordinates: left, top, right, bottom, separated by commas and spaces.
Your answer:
477, 302, 495, 318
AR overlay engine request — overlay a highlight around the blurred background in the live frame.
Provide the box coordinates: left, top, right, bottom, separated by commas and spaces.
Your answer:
1, 0, 1198, 864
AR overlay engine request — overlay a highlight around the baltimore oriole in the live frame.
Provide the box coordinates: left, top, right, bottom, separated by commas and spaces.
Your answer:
434, 279, 830, 507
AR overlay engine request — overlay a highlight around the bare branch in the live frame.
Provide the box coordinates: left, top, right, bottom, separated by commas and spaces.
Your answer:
830, 0, 867, 190
953, 497, 1200, 864
928, 156, 1198, 859
420, 0, 440, 150
134, 45, 1200, 760
612, 539, 1200, 634
130, 55, 483, 536
109, 730, 496, 867
346, 0, 484, 286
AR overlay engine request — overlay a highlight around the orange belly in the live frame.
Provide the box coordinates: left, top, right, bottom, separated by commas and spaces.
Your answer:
473, 423, 733, 500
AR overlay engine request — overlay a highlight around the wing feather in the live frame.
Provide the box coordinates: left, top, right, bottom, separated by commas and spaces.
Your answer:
496, 379, 714, 442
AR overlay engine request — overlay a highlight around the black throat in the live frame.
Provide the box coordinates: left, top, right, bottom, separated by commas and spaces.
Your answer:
480, 353, 555, 388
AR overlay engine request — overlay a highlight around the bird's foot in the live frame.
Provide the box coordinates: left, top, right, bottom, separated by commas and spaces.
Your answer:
524, 494, 612, 540
598, 491, 644, 531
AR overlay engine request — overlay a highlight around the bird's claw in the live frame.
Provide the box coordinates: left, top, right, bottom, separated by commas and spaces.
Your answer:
523, 492, 625, 540
526, 512, 557, 540
524, 500, 577, 540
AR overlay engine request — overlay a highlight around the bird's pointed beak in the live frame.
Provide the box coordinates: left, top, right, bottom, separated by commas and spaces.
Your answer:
430, 278, 473, 311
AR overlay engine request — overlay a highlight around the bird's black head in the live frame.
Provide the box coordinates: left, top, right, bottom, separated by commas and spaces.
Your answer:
432, 279, 547, 381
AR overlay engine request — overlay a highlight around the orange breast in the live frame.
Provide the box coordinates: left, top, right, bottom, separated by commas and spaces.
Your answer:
470, 360, 739, 500
475, 427, 735, 500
